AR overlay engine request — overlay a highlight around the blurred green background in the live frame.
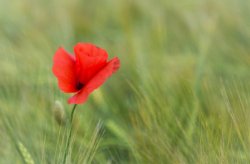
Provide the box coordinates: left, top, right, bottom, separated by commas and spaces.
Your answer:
1, 0, 250, 163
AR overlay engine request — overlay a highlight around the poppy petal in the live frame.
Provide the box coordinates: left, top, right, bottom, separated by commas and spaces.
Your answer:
68, 57, 120, 104
52, 47, 78, 93
74, 43, 108, 84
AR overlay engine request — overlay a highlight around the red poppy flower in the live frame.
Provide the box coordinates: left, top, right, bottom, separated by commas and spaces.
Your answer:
52, 43, 120, 104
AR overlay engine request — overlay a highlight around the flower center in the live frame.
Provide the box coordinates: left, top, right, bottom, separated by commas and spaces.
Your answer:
76, 82, 84, 90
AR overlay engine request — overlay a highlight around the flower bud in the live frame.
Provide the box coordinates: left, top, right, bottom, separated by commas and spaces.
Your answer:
52, 100, 66, 125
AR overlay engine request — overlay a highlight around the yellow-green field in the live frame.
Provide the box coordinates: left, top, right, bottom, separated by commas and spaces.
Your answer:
1, 0, 250, 163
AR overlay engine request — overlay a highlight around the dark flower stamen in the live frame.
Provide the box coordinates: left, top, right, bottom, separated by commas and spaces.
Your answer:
76, 82, 84, 90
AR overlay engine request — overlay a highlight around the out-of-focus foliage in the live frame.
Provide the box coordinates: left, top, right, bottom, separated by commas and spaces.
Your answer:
0, 0, 250, 163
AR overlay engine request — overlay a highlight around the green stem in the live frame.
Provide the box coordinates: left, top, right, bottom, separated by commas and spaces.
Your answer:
62, 104, 77, 164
